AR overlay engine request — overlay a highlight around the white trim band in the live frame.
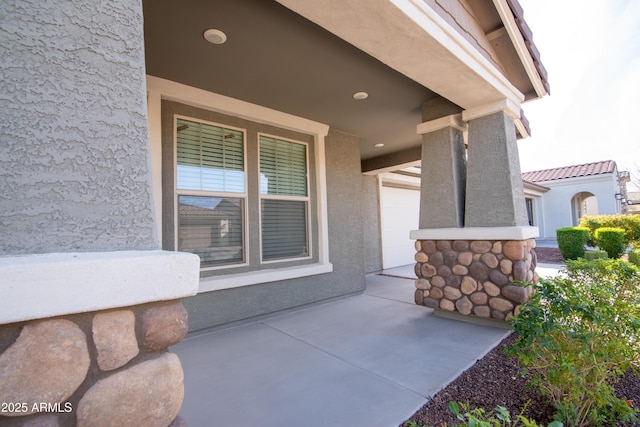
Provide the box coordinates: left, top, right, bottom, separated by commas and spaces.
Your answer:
462, 99, 521, 122
199, 262, 334, 293
0, 250, 200, 324
410, 226, 539, 241
417, 114, 467, 135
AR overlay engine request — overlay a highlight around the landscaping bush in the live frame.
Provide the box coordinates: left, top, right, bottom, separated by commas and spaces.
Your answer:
579, 214, 640, 248
556, 227, 589, 260
583, 249, 608, 260
509, 259, 640, 426
630, 249, 640, 266
595, 227, 625, 259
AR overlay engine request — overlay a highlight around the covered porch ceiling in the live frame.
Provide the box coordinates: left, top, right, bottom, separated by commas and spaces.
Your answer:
142, 0, 544, 162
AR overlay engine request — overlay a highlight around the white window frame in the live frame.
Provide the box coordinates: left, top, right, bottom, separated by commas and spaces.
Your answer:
173, 115, 249, 271
147, 76, 333, 293
258, 133, 312, 264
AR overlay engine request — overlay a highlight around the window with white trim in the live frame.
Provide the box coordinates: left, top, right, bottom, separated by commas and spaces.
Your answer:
259, 135, 310, 262
175, 117, 246, 268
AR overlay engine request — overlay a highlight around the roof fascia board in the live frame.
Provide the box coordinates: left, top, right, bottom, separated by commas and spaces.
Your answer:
491, 0, 547, 98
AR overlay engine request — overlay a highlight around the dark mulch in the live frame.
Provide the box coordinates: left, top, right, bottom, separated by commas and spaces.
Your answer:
534, 247, 565, 264
401, 333, 640, 426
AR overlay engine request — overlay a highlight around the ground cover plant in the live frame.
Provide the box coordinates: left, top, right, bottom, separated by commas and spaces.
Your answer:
510, 259, 640, 426
403, 256, 640, 427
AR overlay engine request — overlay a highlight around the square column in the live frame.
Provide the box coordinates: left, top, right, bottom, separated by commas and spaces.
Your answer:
418, 117, 467, 228
463, 106, 529, 227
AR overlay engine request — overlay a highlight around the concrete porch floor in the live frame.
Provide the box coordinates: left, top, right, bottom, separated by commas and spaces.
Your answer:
173, 266, 549, 427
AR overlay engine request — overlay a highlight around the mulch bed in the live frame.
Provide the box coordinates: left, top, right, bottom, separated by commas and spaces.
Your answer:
401, 247, 640, 426
401, 333, 640, 426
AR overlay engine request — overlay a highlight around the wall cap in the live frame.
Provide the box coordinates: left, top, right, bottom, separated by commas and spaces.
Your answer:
0, 250, 200, 324
410, 226, 539, 241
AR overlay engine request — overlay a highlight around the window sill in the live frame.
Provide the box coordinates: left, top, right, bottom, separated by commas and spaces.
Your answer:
198, 262, 334, 293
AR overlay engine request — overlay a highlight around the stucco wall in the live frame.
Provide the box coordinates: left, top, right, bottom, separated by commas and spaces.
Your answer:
0, 0, 158, 255
362, 175, 383, 273
183, 128, 366, 331
539, 176, 620, 240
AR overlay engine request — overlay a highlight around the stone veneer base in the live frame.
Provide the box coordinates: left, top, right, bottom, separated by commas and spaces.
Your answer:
413, 238, 538, 320
0, 301, 189, 427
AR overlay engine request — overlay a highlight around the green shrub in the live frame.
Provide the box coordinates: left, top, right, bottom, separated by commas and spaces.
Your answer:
584, 249, 608, 260
629, 249, 640, 266
556, 227, 588, 260
579, 214, 640, 248
595, 227, 626, 259
509, 259, 640, 426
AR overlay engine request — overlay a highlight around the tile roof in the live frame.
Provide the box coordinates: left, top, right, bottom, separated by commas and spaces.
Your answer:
522, 160, 617, 183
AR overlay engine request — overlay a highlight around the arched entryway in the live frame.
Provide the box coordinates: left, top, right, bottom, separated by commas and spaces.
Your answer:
571, 191, 598, 225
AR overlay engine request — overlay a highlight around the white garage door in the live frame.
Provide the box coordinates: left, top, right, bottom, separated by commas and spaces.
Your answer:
380, 185, 420, 269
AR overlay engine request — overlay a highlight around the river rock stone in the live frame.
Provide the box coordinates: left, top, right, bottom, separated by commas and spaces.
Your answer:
415, 279, 431, 290
483, 281, 501, 297
469, 262, 489, 281
474, 305, 491, 318
452, 265, 468, 276
0, 319, 89, 415
440, 299, 455, 311
457, 251, 473, 266
453, 240, 470, 251
429, 251, 444, 266
76, 353, 184, 427
445, 274, 462, 288
443, 251, 458, 266
500, 259, 513, 275
142, 302, 189, 352
470, 292, 488, 305
430, 287, 444, 299
423, 298, 440, 309
420, 263, 437, 278
93, 310, 139, 371
436, 240, 452, 251
481, 253, 499, 269
415, 252, 428, 263
489, 297, 514, 312
421, 240, 437, 254
502, 285, 529, 304
512, 261, 527, 282
503, 241, 526, 261
489, 269, 508, 286
431, 275, 446, 288
470, 241, 492, 254
491, 241, 502, 254
414, 290, 424, 305
444, 286, 462, 300
456, 296, 473, 315
461, 277, 477, 295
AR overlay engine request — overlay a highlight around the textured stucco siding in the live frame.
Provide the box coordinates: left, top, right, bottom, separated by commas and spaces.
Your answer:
0, 0, 158, 255
183, 128, 366, 331
423, 0, 504, 73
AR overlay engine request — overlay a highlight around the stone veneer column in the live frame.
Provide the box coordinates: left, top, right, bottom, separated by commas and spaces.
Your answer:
463, 106, 529, 227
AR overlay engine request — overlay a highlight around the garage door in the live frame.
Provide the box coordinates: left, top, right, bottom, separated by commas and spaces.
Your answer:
380, 185, 420, 269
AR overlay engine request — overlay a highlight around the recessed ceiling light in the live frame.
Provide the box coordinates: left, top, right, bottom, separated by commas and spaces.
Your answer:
374, 143, 385, 148
353, 91, 369, 100
203, 29, 227, 45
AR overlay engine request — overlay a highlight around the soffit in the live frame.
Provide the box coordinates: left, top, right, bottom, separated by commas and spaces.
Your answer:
142, 0, 438, 160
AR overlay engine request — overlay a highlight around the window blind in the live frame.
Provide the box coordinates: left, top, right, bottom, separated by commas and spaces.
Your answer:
177, 118, 245, 193
261, 199, 308, 260
259, 136, 307, 196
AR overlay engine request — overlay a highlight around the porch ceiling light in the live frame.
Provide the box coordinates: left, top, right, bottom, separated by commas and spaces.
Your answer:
374, 143, 384, 148
352, 91, 369, 100
203, 29, 227, 45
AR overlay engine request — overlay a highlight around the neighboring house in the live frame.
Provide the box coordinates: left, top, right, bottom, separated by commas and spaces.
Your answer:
522, 160, 631, 240
1, 0, 548, 424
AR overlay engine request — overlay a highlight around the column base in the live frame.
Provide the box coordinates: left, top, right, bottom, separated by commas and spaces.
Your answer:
412, 235, 538, 321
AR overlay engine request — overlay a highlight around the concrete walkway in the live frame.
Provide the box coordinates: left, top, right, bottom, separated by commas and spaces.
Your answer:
172, 270, 536, 427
